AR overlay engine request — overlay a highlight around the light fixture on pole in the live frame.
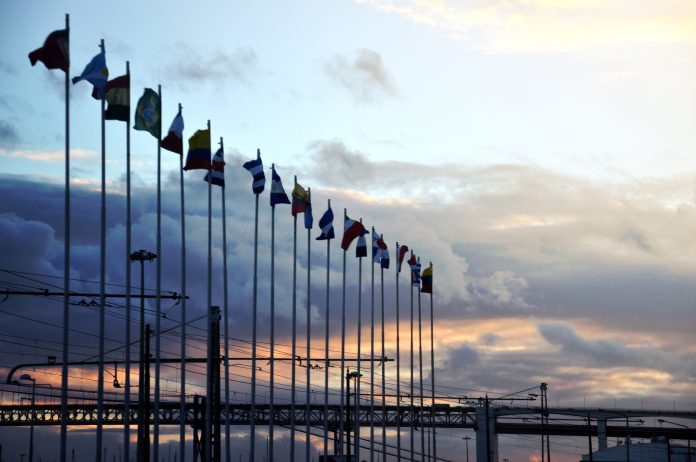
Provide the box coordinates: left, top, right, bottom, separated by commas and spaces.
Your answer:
658, 419, 692, 462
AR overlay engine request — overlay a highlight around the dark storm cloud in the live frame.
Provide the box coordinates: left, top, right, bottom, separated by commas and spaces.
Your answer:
163, 43, 259, 87
323, 48, 397, 102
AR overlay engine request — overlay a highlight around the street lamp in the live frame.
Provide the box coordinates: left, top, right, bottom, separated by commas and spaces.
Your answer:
462, 436, 471, 462
19, 373, 36, 462
658, 419, 692, 462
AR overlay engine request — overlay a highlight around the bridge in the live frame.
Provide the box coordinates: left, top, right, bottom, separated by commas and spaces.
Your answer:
3, 401, 695, 460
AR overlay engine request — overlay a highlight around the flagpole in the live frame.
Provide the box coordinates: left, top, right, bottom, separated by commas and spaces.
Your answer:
60, 15, 70, 462
250, 148, 261, 462
269, 165, 277, 462
418, 257, 425, 460
429, 262, 436, 462
355, 218, 364, 461
205, 119, 213, 462
410, 250, 415, 462
380, 234, 386, 461
96, 37, 106, 462
123, 60, 132, 462
177, 103, 187, 462
339, 208, 347, 457
370, 227, 376, 462
305, 187, 312, 462
220, 137, 232, 462
395, 242, 401, 462
153, 84, 164, 462
323, 198, 331, 462
291, 175, 298, 462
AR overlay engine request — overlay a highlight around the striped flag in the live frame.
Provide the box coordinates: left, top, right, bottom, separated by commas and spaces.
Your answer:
184, 128, 211, 170
397, 244, 409, 273
291, 183, 310, 216
91, 74, 129, 121
372, 230, 388, 266
356, 234, 367, 258
243, 150, 265, 194
161, 111, 184, 155
408, 254, 421, 287
316, 207, 335, 240
204, 148, 225, 187
72, 51, 108, 99
420, 265, 432, 293
341, 215, 367, 251
270, 168, 290, 206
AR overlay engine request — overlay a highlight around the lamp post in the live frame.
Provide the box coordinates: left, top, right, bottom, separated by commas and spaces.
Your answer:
659, 419, 692, 462
462, 436, 471, 462
130, 249, 156, 462
599, 411, 643, 462
19, 374, 36, 462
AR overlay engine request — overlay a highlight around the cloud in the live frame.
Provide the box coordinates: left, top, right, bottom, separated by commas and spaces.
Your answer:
163, 44, 259, 87
0, 148, 97, 162
356, 0, 696, 53
324, 48, 396, 102
0, 120, 19, 147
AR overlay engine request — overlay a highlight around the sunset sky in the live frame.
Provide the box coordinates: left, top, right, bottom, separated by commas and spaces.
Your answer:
1, 1, 695, 461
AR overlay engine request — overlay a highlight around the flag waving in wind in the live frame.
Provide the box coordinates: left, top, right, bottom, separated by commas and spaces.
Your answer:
316, 207, 335, 240
270, 168, 290, 206
408, 254, 421, 287
397, 244, 409, 273
133, 88, 161, 139
242, 150, 265, 194
356, 233, 367, 258
92, 74, 129, 121
291, 183, 309, 216
204, 148, 225, 187
29, 29, 69, 72
372, 229, 389, 268
420, 265, 432, 293
161, 111, 184, 155
342, 214, 367, 251
72, 51, 108, 98
184, 128, 211, 170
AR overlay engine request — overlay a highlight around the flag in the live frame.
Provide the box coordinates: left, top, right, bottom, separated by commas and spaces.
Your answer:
380, 240, 390, 270
341, 215, 367, 251
92, 74, 129, 121
204, 147, 225, 187
304, 202, 313, 230
291, 183, 309, 216
161, 111, 184, 155
316, 207, 335, 240
133, 88, 161, 139
356, 234, 367, 258
270, 168, 290, 206
72, 51, 108, 98
184, 128, 211, 170
28, 29, 69, 72
242, 152, 265, 194
408, 254, 421, 287
372, 230, 388, 266
397, 244, 409, 273
420, 266, 432, 293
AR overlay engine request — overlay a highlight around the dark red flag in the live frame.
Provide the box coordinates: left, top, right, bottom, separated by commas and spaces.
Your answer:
28, 29, 69, 72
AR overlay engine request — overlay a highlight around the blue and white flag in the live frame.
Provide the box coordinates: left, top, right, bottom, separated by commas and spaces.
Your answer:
72, 51, 108, 98
242, 150, 265, 194
270, 168, 290, 206
316, 207, 335, 240
204, 148, 225, 187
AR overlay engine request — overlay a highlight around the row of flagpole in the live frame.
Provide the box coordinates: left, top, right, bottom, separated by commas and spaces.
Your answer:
28, 16, 439, 462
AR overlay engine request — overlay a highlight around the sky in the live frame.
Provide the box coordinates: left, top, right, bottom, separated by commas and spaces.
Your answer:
1, 0, 695, 461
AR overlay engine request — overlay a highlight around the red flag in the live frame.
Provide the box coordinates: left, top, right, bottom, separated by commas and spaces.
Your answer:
29, 29, 69, 72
